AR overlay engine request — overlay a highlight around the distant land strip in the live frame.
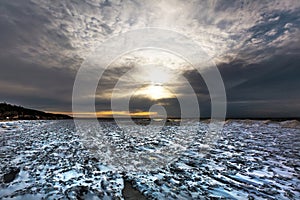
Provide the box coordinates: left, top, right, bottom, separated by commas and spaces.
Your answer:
0, 102, 72, 120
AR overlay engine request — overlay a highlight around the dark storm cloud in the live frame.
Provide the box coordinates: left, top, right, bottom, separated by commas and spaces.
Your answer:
183, 50, 300, 117
0, 0, 299, 117
0, 55, 75, 111
218, 54, 300, 117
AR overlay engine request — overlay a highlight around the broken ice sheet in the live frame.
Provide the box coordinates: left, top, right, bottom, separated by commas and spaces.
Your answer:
0, 119, 299, 199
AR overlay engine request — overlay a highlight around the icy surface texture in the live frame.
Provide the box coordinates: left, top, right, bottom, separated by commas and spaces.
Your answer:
0, 121, 123, 200
0, 120, 299, 199
75, 120, 206, 172
126, 120, 300, 199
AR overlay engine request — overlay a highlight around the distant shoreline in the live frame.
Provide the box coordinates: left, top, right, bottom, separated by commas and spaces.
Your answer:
0, 103, 72, 121
1, 103, 299, 122
84, 117, 300, 121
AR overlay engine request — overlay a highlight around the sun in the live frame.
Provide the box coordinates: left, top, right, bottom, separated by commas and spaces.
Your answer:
135, 84, 173, 100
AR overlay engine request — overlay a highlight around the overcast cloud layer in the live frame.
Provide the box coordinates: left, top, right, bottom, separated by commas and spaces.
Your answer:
0, 0, 299, 118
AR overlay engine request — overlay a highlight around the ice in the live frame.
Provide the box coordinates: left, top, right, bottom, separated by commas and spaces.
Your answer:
0, 119, 299, 199
54, 169, 81, 181
121, 120, 300, 199
0, 120, 123, 199
247, 167, 274, 178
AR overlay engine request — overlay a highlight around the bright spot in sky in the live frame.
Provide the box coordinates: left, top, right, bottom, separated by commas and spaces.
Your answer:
107, 49, 190, 101
135, 84, 173, 100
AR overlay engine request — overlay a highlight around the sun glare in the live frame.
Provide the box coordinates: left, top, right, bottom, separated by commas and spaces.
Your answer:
135, 84, 173, 100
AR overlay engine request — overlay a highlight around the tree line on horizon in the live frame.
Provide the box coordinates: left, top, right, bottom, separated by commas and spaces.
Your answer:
0, 102, 72, 120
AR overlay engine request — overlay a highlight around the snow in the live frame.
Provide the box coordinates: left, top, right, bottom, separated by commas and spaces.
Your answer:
0, 119, 299, 199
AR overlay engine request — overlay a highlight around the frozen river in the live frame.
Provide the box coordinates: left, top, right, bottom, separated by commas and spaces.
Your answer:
0, 119, 299, 199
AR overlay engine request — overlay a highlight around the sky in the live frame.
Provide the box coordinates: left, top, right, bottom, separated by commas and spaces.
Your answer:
0, 0, 300, 118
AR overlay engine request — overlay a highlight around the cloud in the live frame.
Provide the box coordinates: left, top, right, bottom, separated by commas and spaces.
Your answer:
0, 0, 299, 117
0, 55, 75, 111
